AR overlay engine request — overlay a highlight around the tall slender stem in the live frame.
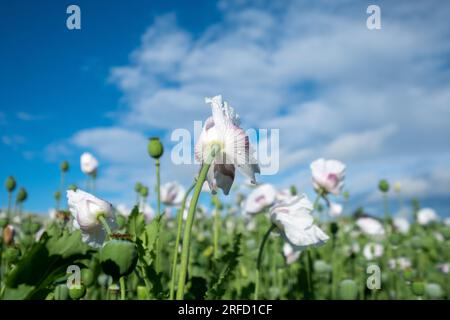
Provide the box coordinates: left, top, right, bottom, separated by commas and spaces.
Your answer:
254, 224, 277, 300
120, 277, 126, 300
155, 159, 162, 272
7, 192, 12, 221
213, 207, 220, 259
169, 182, 196, 300
176, 145, 219, 300
98, 215, 112, 237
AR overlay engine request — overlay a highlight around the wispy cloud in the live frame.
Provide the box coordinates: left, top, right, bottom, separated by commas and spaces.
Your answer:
46, 0, 450, 212
16, 111, 48, 121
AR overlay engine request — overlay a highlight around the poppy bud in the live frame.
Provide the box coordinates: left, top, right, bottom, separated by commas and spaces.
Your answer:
81, 268, 95, 287
139, 186, 149, 198
5, 176, 16, 192
338, 279, 358, 300
69, 284, 86, 300
68, 184, 78, 191
147, 137, 164, 159
16, 187, 28, 203
54, 191, 61, 201
134, 182, 143, 193
411, 281, 425, 296
3, 225, 15, 245
289, 185, 297, 196
314, 260, 331, 274
378, 179, 389, 193
60, 160, 70, 172
54, 284, 69, 300
99, 234, 138, 280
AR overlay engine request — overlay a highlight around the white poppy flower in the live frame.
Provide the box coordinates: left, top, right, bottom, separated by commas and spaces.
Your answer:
329, 202, 343, 217
276, 188, 292, 202
444, 218, 450, 227
434, 232, 444, 242
116, 203, 131, 217
393, 216, 410, 234
67, 189, 115, 248
244, 184, 277, 214
270, 194, 329, 251
389, 257, 412, 270
195, 95, 260, 195
363, 243, 384, 260
80, 152, 98, 175
160, 182, 185, 206
283, 242, 301, 265
417, 208, 438, 225
437, 263, 449, 274
310, 158, 346, 195
48, 208, 57, 220
142, 204, 154, 223
356, 217, 385, 237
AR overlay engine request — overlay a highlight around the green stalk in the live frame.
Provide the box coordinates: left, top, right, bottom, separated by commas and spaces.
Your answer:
169, 182, 196, 300
98, 215, 112, 237
120, 277, 126, 300
7, 192, 12, 221
176, 144, 220, 300
254, 224, 277, 300
213, 207, 220, 259
155, 159, 162, 272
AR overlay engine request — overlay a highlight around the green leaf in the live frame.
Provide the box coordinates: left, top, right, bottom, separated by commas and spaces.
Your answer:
127, 206, 145, 241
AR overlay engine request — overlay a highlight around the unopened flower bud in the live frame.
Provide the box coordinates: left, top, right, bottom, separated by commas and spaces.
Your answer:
81, 268, 95, 287
54, 191, 61, 201
68, 184, 78, 191
16, 187, 28, 203
289, 185, 298, 196
139, 186, 149, 198
411, 281, 425, 296
60, 160, 70, 172
378, 179, 390, 193
147, 137, 164, 159
134, 182, 143, 193
338, 279, 358, 300
69, 284, 87, 300
5, 176, 16, 192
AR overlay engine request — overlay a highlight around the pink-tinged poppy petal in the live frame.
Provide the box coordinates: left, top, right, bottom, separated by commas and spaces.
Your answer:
213, 163, 235, 195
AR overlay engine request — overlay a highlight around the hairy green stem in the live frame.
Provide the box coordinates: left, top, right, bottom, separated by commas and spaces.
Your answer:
176, 144, 219, 300
120, 277, 126, 300
254, 224, 277, 300
98, 215, 112, 237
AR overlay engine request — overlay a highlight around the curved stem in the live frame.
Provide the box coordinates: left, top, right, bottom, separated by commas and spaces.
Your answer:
254, 224, 277, 300
169, 182, 196, 300
176, 144, 219, 300
98, 215, 112, 237
120, 277, 126, 300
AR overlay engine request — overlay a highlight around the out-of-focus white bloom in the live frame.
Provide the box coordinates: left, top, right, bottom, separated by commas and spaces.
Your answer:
195, 95, 260, 195
67, 189, 115, 248
310, 158, 346, 195
142, 204, 154, 223
393, 182, 402, 193
393, 216, 410, 234
160, 182, 185, 206
389, 257, 412, 270
343, 242, 360, 256
283, 242, 301, 265
276, 188, 292, 202
329, 202, 343, 217
244, 184, 277, 214
35, 228, 45, 241
116, 203, 131, 217
245, 218, 256, 232
12, 216, 21, 224
417, 208, 438, 225
363, 243, 384, 260
80, 152, 98, 175
0, 211, 7, 219
434, 232, 444, 242
356, 217, 385, 237
437, 263, 449, 274
225, 219, 235, 233
444, 218, 450, 227
48, 208, 57, 220
270, 194, 329, 251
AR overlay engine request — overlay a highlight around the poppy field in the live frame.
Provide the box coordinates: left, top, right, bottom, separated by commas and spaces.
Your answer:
0, 95, 449, 301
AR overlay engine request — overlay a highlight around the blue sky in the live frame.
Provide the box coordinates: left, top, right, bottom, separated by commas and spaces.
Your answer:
1, 0, 450, 217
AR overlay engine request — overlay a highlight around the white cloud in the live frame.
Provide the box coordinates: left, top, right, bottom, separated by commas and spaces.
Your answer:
47, 0, 450, 208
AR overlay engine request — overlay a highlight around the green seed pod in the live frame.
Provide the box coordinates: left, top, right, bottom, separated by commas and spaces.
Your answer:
60, 160, 70, 172
147, 137, 164, 159
139, 186, 149, 198
411, 281, 425, 296
81, 268, 95, 287
289, 185, 298, 196
426, 283, 443, 299
68, 184, 78, 191
5, 176, 16, 192
100, 236, 138, 280
54, 191, 61, 201
314, 260, 331, 274
69, 284, 87, 300
54, 284, 69, 300
378, 179, 390, 193
16, 187, 28, 203
134, 182, 143, 193
338, 279, 358, 300
137, 286, 149, 300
